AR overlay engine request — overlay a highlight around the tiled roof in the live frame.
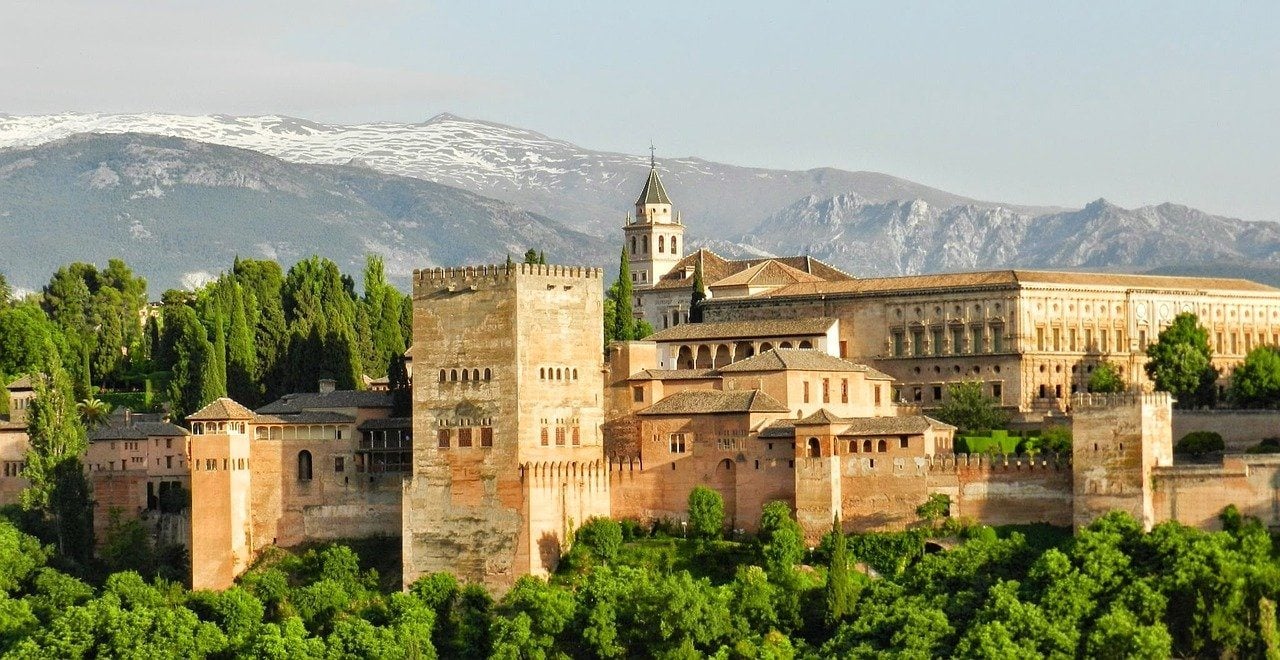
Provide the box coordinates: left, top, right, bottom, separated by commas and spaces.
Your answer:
628, 369, 720, 381
748, 269, 1279, 299
256, 390, 394, 414
649, 249, 853, 292
796, 409, 845, 425
253, 411, 356, 425
718, 349, 870, 373
358, 417, 412, 431
647, 318, 836, 342
636, 167, 672, 205
709, 260, 825, 289
186, 397, 256, 421
761, 414, 955, 438
6, 375, 33, 391
638, 389, 789, 415
88, 419, 189, 441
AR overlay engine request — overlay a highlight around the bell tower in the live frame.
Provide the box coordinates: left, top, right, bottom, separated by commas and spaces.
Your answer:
622, 148, 685, 288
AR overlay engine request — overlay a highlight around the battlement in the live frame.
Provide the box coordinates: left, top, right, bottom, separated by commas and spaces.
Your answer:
925, 452, 1071, 473
1071, 392, 1173, 410
519, 459, 609, 483
413, 263, 603, 293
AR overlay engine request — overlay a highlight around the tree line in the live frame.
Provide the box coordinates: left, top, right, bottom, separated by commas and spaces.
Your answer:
0, 255, 412, 420
0, 490, 1277, 657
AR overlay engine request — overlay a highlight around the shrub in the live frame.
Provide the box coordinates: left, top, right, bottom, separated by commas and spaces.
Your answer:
618, 518, 644, 541
687, 487, 725, 541
1037, 425, 1072, 454
1175, 431, 1225, 456
1247, 437, 1280, 454
575, 518, 623, 563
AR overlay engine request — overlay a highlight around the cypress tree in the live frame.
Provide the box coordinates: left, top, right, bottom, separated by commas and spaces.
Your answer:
613, 249, 635, 342
209, 310, 228, 399
226, 284, 257, 404
825, 515, 855, 626
689, 258, 707, 323
538, 250, 546, 265
21, 345, 92, 560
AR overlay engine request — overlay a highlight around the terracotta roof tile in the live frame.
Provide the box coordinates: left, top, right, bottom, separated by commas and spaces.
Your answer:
647, 318, 836, 342
709, 260, 825, 289
627, 369, 720, 381
257, 390, 394, 414
718, 348, 869, 373
649, 250, 853, 291
638, 389, 790, 415
253, 411, 356, 425
186, 397, 256, 421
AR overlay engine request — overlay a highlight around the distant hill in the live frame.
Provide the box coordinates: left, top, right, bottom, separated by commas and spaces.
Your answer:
0, 133, 611, 291
0, 112, 1059, 240
718, 195, 1280, 277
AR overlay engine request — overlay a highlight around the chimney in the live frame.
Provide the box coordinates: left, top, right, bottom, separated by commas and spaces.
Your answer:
318, 378, 337, 394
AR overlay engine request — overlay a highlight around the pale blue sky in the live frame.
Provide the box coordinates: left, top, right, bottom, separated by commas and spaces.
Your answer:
2, 1, 1277, 220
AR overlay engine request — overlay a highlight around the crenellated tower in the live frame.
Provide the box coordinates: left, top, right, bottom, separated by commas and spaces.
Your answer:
622, 151, 685, 287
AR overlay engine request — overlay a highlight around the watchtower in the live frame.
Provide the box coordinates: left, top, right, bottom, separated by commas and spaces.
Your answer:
1070, 392, 1173, 530
402, 263, 609, 593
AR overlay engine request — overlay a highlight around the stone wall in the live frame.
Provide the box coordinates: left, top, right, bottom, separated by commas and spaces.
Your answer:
189, 431, 252, 591
1152, 455, 1280, 529
1071, 392, 1173, 530
1172, 410, 1280, 451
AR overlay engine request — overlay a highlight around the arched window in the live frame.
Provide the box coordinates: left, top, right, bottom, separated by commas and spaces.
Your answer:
462, 370, 469, 382
671, 237, 678, 253
799, 340, 813, 349
297, 450, 313, 481
642, 236, 649, 254
540, 368, 545, 379
877, 439, 887, 452
658, 235, 665, 252
849, 440, 857, 453
472, 369, 480, 382
484, 368, 492, 381
556, 368, 562, 380
807, 438, 821, 458
631, 236, 636, 254
450, 370, 458, 382
863, 439, 872, 453
720, 458, 733, 470
572, 368, 578, 380
439, 370, 446, 382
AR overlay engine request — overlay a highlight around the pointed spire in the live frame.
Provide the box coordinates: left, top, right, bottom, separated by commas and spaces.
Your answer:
636, 158, 671, 206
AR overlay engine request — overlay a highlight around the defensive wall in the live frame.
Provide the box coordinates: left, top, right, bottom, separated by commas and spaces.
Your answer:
1171, 410, 1280, 451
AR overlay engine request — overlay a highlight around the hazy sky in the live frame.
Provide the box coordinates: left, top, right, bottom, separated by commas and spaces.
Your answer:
3, 1, 1278, 220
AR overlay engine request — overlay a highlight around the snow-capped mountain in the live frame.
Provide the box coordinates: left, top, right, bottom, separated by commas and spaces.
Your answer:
0, 133, 611, 291
0, 112, 1052, 239
731, 195, 1280, 277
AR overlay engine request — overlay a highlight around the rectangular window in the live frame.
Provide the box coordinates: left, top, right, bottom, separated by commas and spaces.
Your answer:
632, 386, 644, 403
842, 379, 849, 404
1101, 329, 1109, 352
669, 433, 687, 453
892, 332, 904, 357
991, 325, 1003, 353
1036, 327, 1045, 351
913, 387, 922, 402
912, 329, 925, 357
1231, 333, 1239, 354
572, 427, 581, 446
481, 427, 494, 447
932, 328, 944, 356
840, 340, 848, 358
555, 427, 566, 446
437, 429, 450, 449
803, 381, 810, 404
900, 437, 909, 449
992, 382, 1003, 399
952, 327, 965, 355
822, 378, 830, 403
458, 428, 473, 448
1069, 328, 1078, 352
932, 385, 942, 401
972, 326, 984, 353
1117, 330, 1125, 351
1139, 329, 1148, 349
1052, 328, 1061, 351
874, 385, 881, 406
334, 456, 345, 472
540, 428, 549, 446
165, 455, 172, 469
1085, 329, 1094, 351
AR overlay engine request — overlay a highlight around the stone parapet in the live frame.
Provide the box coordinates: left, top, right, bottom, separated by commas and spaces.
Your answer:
413, 263, 603, 294
1071, 392, 1173, 410
925, 452, 1071, 473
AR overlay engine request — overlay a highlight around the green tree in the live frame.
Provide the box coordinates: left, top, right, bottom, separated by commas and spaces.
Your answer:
523, 249, 539, 265
0, 272, 10, 307
226, 281, 258, 403
935, 379, 1009, 432
98, 509, 156, 576
163, 304, 218, 419
1230, 346, 1280, 407
916, 493, 951, 524
687, 486, 725, 540
1037, 425, 1073, 454
575, 517, 623, 563
0, 303, 69, 380
75, 398, 111, 428
1088, 361, 1126, 393
825, 517, 855, 626
1146, 312, 1218, 408
758, 501, 805, 575
20, 347, 92, 561
689, 258, 706, 323
610, 249, 635, 343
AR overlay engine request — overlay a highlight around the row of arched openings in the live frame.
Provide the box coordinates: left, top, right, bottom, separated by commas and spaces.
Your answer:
540, 367, 578, 381
628, 235, 679, 256
439, 368, 492, 383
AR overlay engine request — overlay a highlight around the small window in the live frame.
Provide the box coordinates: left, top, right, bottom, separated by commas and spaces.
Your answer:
633, 386, 645, 403
459, 428, 473, 448
822, 379, 830, 403
555, 427, 566, 446
873, 384, 881, 405
437, 429, 450, 449
298, 451, 313, 481
807, 438, 821, 458
572, 427, 581, 446
484, 368, 492, 381
669, 433, 687, 453
899, 436, 909, 449
481, 427, 494, 447
803, 381, 810, 404
334, 456, 345, 472
933, 386, 942, 401
878, 439, 888, 452
541, 428, 549, 446
440, 370, 446, 382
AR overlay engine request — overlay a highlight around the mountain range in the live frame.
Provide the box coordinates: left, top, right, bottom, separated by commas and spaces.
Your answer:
1, 112, 1278, 291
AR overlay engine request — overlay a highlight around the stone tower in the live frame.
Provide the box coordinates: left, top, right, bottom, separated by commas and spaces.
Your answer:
402, 263, 610, 593
1070, 392, 1174, 531
186, 398, 256, 591
622, 156, 684, 287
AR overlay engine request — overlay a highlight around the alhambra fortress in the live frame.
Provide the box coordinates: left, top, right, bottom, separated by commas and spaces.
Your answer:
5, 163, 1280, 592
